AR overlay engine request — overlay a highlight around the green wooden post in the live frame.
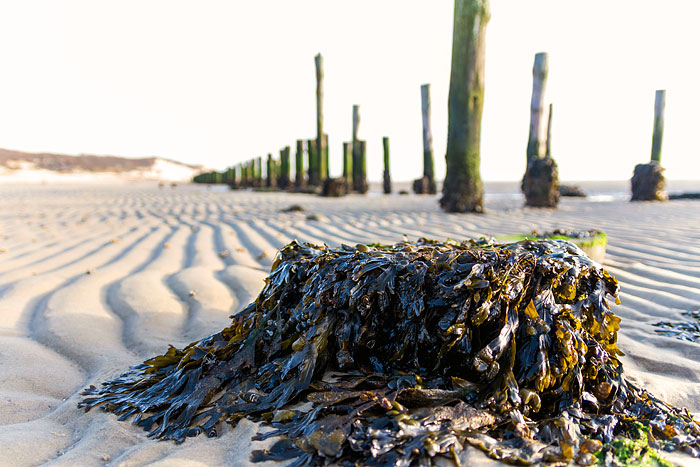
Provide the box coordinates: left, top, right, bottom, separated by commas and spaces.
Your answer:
359, 140, 367, 194
383, 137, 391, 194
343, 142, 352, 186
321, 134, 329, 180
440, 0, 490, 213
255, 156, 263, 188
308, 139, 319, 186
225, 167, 235, 187
266, 154, 274, 188
279, 146, 291, 189
651, 90, 665, 162
315, 54, 327, 184
295, 140, 304, 188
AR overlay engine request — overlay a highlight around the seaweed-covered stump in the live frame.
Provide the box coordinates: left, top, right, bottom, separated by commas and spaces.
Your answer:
81, 239, 700, 466
522, 156, 560, 208
631, 161, 668, 201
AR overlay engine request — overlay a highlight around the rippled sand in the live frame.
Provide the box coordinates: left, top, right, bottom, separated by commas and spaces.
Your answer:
1, 183, 699, 466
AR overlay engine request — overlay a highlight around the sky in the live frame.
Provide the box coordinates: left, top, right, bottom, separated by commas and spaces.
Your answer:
0, 1, 699, 182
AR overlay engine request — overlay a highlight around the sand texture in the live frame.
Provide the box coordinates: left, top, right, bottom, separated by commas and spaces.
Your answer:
0, 183, 699, 466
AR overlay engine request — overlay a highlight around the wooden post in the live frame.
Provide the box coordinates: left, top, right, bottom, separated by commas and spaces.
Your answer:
351, 105, 361, 192
352, 105, 360, 144
522, 55, 559, 208
359, 140, 367, 194
321, 134, 329, 180
255, 156, 263, 188
266, 154, 274, 188
526, 53, 548, 163
343, 142, 352, 186
383, 137, 391, 194
279, 146, 291, 189
440, 0, 490, 213
545, 103, 553, 157
420, 84, 436, 185
315, 54, 327, 183
226, 167, 235, 188
295, 140, 304, 188
651, 90, 665, 162
307, 139, 319, 186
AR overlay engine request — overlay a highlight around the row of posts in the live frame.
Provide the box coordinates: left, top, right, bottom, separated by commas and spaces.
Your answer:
194, 53, 439, 196
195, 50, 669, 203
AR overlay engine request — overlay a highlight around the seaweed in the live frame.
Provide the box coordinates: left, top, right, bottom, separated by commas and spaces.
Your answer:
654, 310, 700, 343
80, 238, 700, 466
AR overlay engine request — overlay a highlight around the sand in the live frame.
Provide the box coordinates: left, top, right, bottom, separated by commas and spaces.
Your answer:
0, 182, 699, 466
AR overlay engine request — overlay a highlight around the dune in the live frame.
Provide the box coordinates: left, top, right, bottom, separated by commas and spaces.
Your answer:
0, 148, 204, 183
0, 182, 699, 466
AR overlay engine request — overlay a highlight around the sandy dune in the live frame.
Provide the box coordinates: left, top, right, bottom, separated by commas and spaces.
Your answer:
1, 183, 699, 466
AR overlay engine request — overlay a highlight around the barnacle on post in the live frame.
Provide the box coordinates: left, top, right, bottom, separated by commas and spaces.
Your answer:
80, 238, 700, 466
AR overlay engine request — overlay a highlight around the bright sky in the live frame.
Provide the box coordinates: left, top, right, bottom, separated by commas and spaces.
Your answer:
1, 1, 699, 182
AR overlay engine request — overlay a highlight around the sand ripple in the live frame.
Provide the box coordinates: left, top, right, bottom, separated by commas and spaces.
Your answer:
0, 183, 699, 466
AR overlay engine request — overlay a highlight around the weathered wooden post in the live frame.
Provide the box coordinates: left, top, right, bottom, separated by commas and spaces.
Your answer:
255, 156, 263, 188
631, 90, 668, 201
266, 154, 275, 188
440, 0, 489, 213
526, 53, 548, 163
351, 105, 368, 193
279, 146, 291, 190
352, 104, 360, 191
314, 53, 329, 184
343, 142, 352, 187
295, 140, 305, 188
359, 140, 367, 193
226, 167, 237, 189
651, 90, 665, 163
521, 52, 559, 208
383, 137, 392, 194
414, 84, 437, 194
307, 139, 319, 186
545, 103, 553, 158
321, 134, 329, 181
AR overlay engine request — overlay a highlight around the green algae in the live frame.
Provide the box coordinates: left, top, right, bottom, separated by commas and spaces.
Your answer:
595, 423, 674, 466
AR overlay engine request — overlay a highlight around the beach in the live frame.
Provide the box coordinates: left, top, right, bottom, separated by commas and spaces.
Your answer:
1, 182, 699, 466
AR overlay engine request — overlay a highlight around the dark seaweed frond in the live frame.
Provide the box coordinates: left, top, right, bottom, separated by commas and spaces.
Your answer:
654, 310, 700, 343
80, 238, 700, 465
